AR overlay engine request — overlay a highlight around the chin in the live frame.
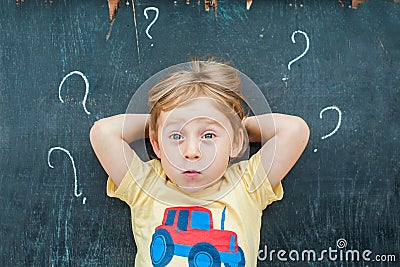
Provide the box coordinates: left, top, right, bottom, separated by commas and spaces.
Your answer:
179, 184, 205, 193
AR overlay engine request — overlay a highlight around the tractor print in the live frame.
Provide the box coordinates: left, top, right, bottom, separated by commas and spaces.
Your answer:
150, 206, 245, 267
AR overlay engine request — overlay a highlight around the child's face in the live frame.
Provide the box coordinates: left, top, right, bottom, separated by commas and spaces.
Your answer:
150, 97, 243, 193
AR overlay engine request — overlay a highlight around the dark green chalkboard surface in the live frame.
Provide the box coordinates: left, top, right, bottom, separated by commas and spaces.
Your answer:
1, 0, 399, 266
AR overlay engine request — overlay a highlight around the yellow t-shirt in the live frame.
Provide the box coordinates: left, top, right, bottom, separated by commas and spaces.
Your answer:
107, 150, 283, 267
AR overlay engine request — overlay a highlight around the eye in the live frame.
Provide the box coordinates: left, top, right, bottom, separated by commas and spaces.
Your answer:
170, 133, 183, 140
202, 132, 216, 139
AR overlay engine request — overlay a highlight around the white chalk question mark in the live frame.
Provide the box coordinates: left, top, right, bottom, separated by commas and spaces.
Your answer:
144, 7, 159, 47
288, 30, 310, 70
47, 146, 87, 204
313, 106, 342, 152
282, 30, 310, 82
58, 71, 91, 115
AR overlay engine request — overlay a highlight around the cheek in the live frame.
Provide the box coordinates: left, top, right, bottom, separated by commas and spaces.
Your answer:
199, 141, 217, 152
160, 140, 181, 161
207, 142, 230, 168
219, 134, 234, 152
211, 153, 230, 177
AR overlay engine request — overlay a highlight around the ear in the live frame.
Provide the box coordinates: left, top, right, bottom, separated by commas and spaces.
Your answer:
230, 128, 244, 158
149, 132, 162, 158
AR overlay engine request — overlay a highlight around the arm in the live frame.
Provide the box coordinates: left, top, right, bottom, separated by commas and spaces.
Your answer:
90, 114, 149, 187
244, 113, 310, 189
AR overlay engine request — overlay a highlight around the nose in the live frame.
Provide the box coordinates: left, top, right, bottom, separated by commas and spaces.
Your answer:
181, 137, 201, 160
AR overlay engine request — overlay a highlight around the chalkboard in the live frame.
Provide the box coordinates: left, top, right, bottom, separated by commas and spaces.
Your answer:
1, 0, 399, 266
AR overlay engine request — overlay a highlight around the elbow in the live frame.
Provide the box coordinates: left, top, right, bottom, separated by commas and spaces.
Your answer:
292, 116, 310, 147
89, 119, 108, 147
89, 121, 100, 147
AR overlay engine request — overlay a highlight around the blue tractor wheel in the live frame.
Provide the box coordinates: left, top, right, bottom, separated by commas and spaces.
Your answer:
188, 242, 221, 267
223, 246, 245, 267
150, 229, 174, 267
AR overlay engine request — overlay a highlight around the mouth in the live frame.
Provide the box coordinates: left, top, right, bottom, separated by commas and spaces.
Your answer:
183, 170, 201, 178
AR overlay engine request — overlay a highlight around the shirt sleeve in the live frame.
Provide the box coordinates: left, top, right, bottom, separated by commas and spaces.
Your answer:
231, 150, 284, 210
106, 150, 156, 207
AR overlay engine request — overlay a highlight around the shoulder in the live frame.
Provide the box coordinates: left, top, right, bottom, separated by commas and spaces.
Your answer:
227, 150, 262, 174
107, 156, 164, 205
226, 151, 284, 209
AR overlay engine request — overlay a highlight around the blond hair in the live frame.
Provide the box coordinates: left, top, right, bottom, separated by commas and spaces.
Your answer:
148, 60, 249, 157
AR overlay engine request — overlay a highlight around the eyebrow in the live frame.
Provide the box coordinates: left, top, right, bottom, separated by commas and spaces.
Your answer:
163, 117, 224, 128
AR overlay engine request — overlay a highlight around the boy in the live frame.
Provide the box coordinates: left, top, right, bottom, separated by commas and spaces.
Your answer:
90, 60, 309, 266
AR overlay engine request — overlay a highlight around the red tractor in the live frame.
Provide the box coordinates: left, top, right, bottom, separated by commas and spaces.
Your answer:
150, 206, 245, 267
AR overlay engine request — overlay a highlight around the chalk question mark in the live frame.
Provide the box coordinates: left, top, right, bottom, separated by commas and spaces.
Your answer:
313, 106, 342, 152
282, 30, 310, 83
58, 71, 91, 115
288, 30, 310, 70
144, 7, 159, 47
47, 146, 87, 204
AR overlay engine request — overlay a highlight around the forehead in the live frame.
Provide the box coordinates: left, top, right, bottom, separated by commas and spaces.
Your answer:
159, 97, 233, 128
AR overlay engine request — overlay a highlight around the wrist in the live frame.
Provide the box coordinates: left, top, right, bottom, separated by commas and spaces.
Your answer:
243, 116, 260, 142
